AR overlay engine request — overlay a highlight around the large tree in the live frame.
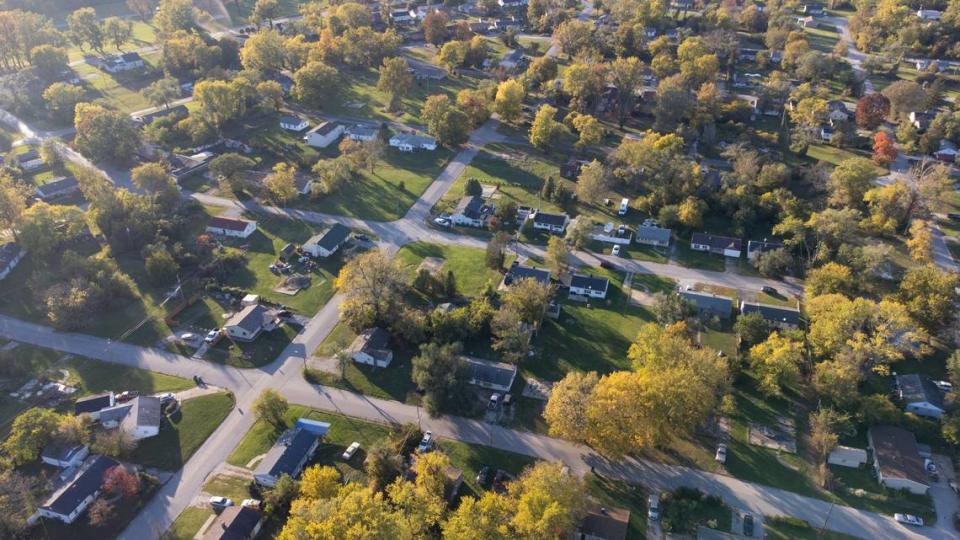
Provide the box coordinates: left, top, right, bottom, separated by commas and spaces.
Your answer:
494, 79, 525, 124
748, 332, 804, 397
855, 93, 891, 129
264, 162, 298, 203
378, 57, 413, 112
74, 103, 141, 164
421, 95, 470, 146
412, 342, 466, 415
337, 250, 407, 329
827, 157, 877, 207
292, 61, 341, 108
253, 389, 288, 429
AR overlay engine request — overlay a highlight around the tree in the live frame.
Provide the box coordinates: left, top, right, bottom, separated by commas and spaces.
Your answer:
494, 79, 525, 124
423, 11, 450, 46
501, 278, 553, 325
264, 162, 298, 203
552, 20, 593, 57
378, 57, 413, 112
882, 80, 927, 119
677, 196, 706, 228
265, 474, 299, 514
240, 29, 287, 73
907, 219, 932, 263
253, 389, 288, 429
543, 371, 598, 442
102, 17, 133, 51
805, 262, 855, 297
608, 56, 645, 127
748, 332, 804, 397
252, 0, 282, 27
651, 293, 693, 325
193, 80, 243, 130
437, 40, 469, 72
161, 30, 222, 77
141, 78, 180, 110
299, 465, 341, 500
67, 8, 104, 53
809, 408, 849, 486
257, 80, 284, 112
337, 250, 407, 329
654, 75, 694, 131
132, 162, 179, 209
571, 114, 603, 150
855, 93, 891, 129
127, 0, 154, 22
872, 131, 897, 166
421, 95, 470, 146
144, 246, 178, 285
734, 312, 771, 347
827, 157, 877, 207
753, 248, 793, 277
42, 82, 85, 123
2, 408, 62, 466
509, 462, 587, 537
103, 466, 140, 499
443, 491, 513, 539
485, 232, 510, 269
491, 306, 532, 363
525, 56, 558, 90
529, 104, 564, 150
155, 0, 195, 34
209, 153, 255, 193
87, 499, 116, 528
387, 477, 446, 537
74, 103, 141, 164
30, 45, 68, 82
364, 443, 403, 492
463, 178, 483, 197
292, 61, 340, 107
457, 89, 491, 127
412, 342, 465, 415
898, 264, 960, 330
545, 236, 569, 273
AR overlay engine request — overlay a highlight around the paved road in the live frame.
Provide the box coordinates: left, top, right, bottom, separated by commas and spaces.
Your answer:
825, 14, 875, 94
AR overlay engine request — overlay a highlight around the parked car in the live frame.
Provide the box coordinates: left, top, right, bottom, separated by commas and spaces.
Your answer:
204, 330, 219, 343
948, 213, 960, 221
342, 441, 360, 460
925, 458, 938, 474
157, 392, 175, 404
647, 494, 660, 520
894, 513, 923, 526
240, 499, 261, 509
116, 391, 139, 403
612, 245, 621, 256
476, 465, 490, 486
417, 431, 434, 453
488, 393, 501, 410
742, 513, 754, 536
715, 443, 727, 464
434, 217, 451, 227
761, 285, 777, 295
180, 332, 196, 341
209, 496, 233, 510
935, 380, 954, 393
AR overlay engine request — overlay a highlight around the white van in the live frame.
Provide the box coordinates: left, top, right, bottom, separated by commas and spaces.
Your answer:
648, 494, 660, 520
618, 198, 629, 216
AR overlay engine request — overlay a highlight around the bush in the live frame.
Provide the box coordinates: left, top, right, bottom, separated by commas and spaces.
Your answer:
391, 422, 423, 455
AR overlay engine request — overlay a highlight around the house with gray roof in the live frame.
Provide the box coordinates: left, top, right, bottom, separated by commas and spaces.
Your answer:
691, 233, 742, 257
120, 396, 162, 440
74, 392, 115, 419
224, 304, 278, 341
897, 373, 946, 419
202, 505, 263, 540
532, 211, 570, 234
462, 356, 518, 393
0, 242, 24, 280
635, 225, 671, 247
303, 224, 351, 258
570, 274, 610, 299
40, 442, 89, 469
747, 239, 785, 260
868, 425, 929, 495
680, 290, 733, 319
38, 455, 118, 524
347, 327, 394, 368
739, 301, 800, 328
452, 195, 492, 228
505, 262, 551, 286
36, 177, 79, 202
254, 423, 327, 487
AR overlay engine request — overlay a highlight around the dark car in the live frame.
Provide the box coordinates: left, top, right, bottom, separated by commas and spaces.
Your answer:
599, 259, 614, 270
761, 285, 777, 295
948, 213, 960, 221
742, 514, 754, 536
116, 391, 139, 403
476, 465, 490, 486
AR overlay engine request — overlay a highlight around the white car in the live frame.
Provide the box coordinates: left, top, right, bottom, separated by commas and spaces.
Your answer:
433, 217, 451, 227
417, 431, 434, 453
894, 513, 923, 526
204, 330, 220, 343
612, 245, 621, 256
715, 443, 727, 464
342, 441, 361, 460
209, 496, 233, 509
241, 499, 261, 509
157, 392, 175, 404
180, 333, 196, 341
648, 494, 660, 520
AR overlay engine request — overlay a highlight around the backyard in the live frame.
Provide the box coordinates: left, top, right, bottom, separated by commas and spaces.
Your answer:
395, 241, 515, 296
131, 391, 235, 471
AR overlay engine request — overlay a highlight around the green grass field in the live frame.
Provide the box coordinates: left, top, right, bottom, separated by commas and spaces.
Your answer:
672, 242, 727, 272
164, 506, 212, 540
131, 392, 235, 471
81, 51, 165, 113
395, 241, 515, 296
305, 354, 419, 404
65, 21, 157, 63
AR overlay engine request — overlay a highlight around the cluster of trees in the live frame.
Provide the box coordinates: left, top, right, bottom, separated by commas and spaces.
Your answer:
851, 0, 960, 58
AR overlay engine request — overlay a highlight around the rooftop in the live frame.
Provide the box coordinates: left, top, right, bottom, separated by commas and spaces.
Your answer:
462, 356, 518, 389
570, 274, 610, 294
226, 304, 272, 333
898, 373, 944, 409
41, 455, 118, 516
254, 428, 319, 479
207, 216, 255, 232
201, 505, 261, 540
870, 425, 928, 485
306, 223, 351, 251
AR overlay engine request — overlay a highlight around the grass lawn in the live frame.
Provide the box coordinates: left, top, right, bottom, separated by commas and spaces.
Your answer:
531, 268, 654, 380
202, 474, 255, 502
517, 36, 550, 56
395, 241, 515, 297
586, 474, 649, 539
65, 21, 157, 63
805, 25, 840, 54
163, 506, 213, 540
672, 242, 727, 272
314, 321, 357, 357
806, 144, 885, 175
131, 392, 235, 471
304, 351, 419, 404
294, 146, 455, 221
222, 0, 314, 24
82, 51, 165, 113
208, 324, 299, 369
829, 465, 935, 521
660, 487, 732, 534
764, 516, 861, 540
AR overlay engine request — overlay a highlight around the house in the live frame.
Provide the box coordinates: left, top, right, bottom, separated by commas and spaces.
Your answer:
690, 233, 742, 257
224, 304, 279, 341
680, 290, 733, 319
98, 402, 133, 429
304, 121, 345, 148
40, 442, 89, 469
462, 356, 518, 393
101, 52, 144, 73
452, 195, 493, 228
390, 9, 415, 23
16, 149, 44, 171
119, 396, 162, 440
576, 505, 630, 540
498, 0, 527, 7
800, 4, 824, 15
826, 100, 850, 122
897, 373, 946, 419
37, 455, 118, 524
934, 139, 957, 162
346, 327, 394, 368
0, 242, 24, 280
35, 176, 80, 202
867, 425, 929, 495
739, 301, 801, 329
819, 124, 834, 142
253, 423, 326, 487
206, 217, 258, 239
746, 239, 784, 260
570, 274, 610, 299
280, 115, 310, 132
635, 225, 671, 247
505, 262, 552, 286
389, 132, 437, 152
591, 222, 634, 245
202, 506, 263, 540
133, 104, 188, 125
499, 49, 525, 71
828, 446, 868, 468
738, 48, 760, 62
170, 151, 215, 182
560, 159, 587, 179
917, 9, 941, 20
910, 110, 935, 131
294, 175, 313, 195
346, 125, 378, 142
302, 223, 351, 258
74, 392, 115, 419
532, 211, 570, 234
798, 15, 816, 27
409, 455, 464, 503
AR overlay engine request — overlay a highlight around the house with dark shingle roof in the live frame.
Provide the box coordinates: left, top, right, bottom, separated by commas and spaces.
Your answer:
38, 455, 118, 524
452, 195, 492, 228
532, 211, 570, 234
635, 225, 671, 247
74, 392, 115, 419
462, 356, 518, 392
570, 274, 610, 299
202, 505, 263, 540
691, 233, 742, 257
279, 115, 309, 132
40, 442, 89, 469
747, 239, 784, 260
36, 177, 79, 202
505, 262, 551, 286
0, 242, 24, 280
868, 425, 929, 495
224, 304, 277, 341
897, 373, 945, 419
680, 290, 733, 319
254, 423, 327, 487
303, 223, 351, 258
577, 505, 630, 540
347, 327, 394, 368
739, 301, 800, 328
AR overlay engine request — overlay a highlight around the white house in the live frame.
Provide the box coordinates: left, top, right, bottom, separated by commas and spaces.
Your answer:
868, 426, 930, 495
389, 132, 437, 152
532, 211, 570, 234
346, 125, 378, 142
101, 52, 144, 73
38, 455, 118, 524
935, 139, 958, 162
498, 0, 527, 6
462, 356, 518, 393
0, 242, 24, 280
917, 9, 941, 20
303, 121, 345, 148
690, 232, 742, 257
452, 195, 492, 228
224, 304, 277, 341
570, 274, 610, 299
254, 424, 325, 487
206, 217, 257, 239
119, 396, 162, 440
346, 327, 394, 368
828, 446, 868, 468
897, 373, 946, 419
40, 442, 90, 469
302, 224, 351, 258
279, 115, 309, 132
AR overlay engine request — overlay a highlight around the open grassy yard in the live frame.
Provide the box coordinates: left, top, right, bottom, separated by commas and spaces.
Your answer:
64, 21, 157, 63
164, 506, 213, 540
395, 241, 514, 296
131, 392, 235, 470
765, 516, 861, 540
805, 25, 840, 54
671, 241, 727, 272
305, 351, 419, 404
203, 473, 254, 503
81, 51, 165, 113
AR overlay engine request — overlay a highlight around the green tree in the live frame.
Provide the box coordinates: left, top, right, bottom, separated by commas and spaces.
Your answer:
571, 114, 603, 149
545, 236, 569, 273
378, 57, 413, 112
494, 79, 525, 124
42, 82, 85, 123
74, 103, 141, 164
155, 0, 196, 34
457, 89, 491, 126
132, 162, 179, 209
29, 45, 68, 82
209, 153, 255, 193
2, 408, 63, 466
422, 10, 450, 46
141, 78, 180, 110
253, 389, 288, 429
828, 157, 877, 207
412, 342, 466, 415
528, 104, 563, 150
264, 162, 298, 203
575, 160, 607, 204
102, 17, 133, 51
734, 312, 771, 347
292, 61, 341, 107
898, 264, 960, 330
422, 95, 470, 146
241, 29, 287, 72
67, 8, 104, 53
252, 0, 282, 27
748, 332, 804, 397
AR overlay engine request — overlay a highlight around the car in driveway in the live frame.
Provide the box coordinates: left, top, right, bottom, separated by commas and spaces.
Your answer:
433, 217, 451, 227
894, 513, 923, 526
715, 443, 727, 464
116, 391, 139, 403
417, 431, 434, 453
476, 465, 490, 486
342, 441, 360, 460
209, 496, 233, 510
157, 392, 175, 404
204, 329, 220, 343
647, 494, 660, 520
742, 513, 754, 536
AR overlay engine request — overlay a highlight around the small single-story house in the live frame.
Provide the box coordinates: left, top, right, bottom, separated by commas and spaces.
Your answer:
389, 133, 437, 152
98, 402, 133, 429
690, 233, 742, 257
591, 223, 634, 245
828, 446, 868, 468
635, 225, 671, 247
74, 392, 115, 419
868, 425, 929, 495
739, 301, 801, 329
532, 212, 570, 234
40, 442, 89, 469
576, 505, 630, 540
560, 159, 587, 179
0, 242, 24, 280
390, 9, 415, 23
170, 152, 215, 182
303, 121, 345, 148
462, 356, 518, 393
897, 373, 946, 419
206, 217, 258, 239
934, 140, 957, 162
37, 455, 118, 524
133, 104, 188, 125
570, 274, 610, 299
910, 110, 935, 131
819, 124, 834, 142
202, 505, 263, 540
101, 52, 144, 73
827, 100, 850, 122
224, 304, 277, 342
16, 149, 44, 171
346, 125, 378, 142
120, 396, 162, 440
302, 223, 351, 258
36, 177, 80, 202
505, 262, 552, 286
452, 195, 492, 228
346, 327, 394, 368
917, 9, 941, 20
294, 174, 313, 195
801, 4, 824, 15
499, 49, 525, 71
280, 115, 309, 132
680, 290, 733, 319
253, 423, 326, 487
746, 239, 784, 260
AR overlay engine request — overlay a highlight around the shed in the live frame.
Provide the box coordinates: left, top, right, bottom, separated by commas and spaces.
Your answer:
828, 446, 867, 468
